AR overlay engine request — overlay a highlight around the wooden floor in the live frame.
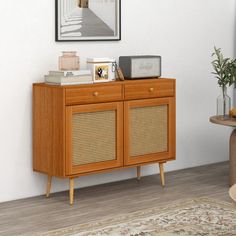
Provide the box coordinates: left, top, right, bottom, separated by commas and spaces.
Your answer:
0, 162, 233, 236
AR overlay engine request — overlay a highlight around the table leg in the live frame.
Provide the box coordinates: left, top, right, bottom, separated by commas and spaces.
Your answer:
46, 175, 52, 198
159, 163, 165, 187
230, 129, 236, 186
137, 166, 141, 180
69, 178, 74, 205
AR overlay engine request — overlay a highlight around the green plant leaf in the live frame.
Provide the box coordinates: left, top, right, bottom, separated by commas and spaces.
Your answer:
211, 46, 236, 87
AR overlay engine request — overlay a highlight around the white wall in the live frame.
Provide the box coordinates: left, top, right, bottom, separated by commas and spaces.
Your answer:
0, 0, 235, 203
89, 0, 117, 32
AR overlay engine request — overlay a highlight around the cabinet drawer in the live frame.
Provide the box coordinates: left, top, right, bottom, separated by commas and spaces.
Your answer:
66, 84, 123, 105
125, 80, 175, 100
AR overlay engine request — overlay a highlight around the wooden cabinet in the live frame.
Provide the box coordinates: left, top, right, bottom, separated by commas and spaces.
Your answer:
33, 78, 176, 204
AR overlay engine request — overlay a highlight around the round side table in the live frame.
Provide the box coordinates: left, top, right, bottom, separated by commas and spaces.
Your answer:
210, 115, 236, 186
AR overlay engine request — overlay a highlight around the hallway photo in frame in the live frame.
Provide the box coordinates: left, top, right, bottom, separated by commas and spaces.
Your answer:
56, 0, 121, 41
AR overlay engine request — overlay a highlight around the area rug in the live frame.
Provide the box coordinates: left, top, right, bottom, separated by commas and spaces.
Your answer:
42, 198, 236, 236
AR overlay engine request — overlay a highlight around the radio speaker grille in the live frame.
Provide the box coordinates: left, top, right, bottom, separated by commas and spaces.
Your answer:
72, 110, 116, 166
130, 105, 168, 157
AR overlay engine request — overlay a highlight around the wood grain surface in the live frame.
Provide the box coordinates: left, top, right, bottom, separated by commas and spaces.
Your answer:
33, 85, 66, 177
0, 162, 231, 236
33, 78, 176, 179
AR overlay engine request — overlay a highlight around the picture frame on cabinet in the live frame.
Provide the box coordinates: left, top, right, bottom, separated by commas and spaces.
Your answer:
55, 0, 121, 42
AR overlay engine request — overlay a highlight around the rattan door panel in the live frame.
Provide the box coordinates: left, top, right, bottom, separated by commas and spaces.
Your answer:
130, 105, 168, 156
72, 110, 116, 165
124, 97, 175, 165
66, 102, 123, 175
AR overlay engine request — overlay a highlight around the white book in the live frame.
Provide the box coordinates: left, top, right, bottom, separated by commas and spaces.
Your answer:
87, 58, 115, 63
45, 75, 93, 84
49, 70, 91, 77
46, 81, 94, 86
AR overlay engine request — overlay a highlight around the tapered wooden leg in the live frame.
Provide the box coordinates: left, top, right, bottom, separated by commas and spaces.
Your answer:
159, 163, 165, 187
137, 166, 141, 180
46, 175, 52, 198
69, 178, 74, 205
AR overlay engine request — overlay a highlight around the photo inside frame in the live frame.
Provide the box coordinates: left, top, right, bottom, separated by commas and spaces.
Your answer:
57, 0, 120, 41
95, 65, 109, 80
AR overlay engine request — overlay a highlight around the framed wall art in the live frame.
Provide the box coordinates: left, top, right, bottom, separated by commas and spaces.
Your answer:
56, 0, 121, 41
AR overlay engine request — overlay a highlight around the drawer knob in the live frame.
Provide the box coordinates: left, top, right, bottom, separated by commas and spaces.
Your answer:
149, 87, 154, 92
93, 91, 99, 97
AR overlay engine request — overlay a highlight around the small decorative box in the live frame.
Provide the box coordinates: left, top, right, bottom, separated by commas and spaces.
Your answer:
87, 58, 116, 83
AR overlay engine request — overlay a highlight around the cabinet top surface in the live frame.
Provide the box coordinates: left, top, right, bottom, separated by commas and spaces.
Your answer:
33, 78, 175, 88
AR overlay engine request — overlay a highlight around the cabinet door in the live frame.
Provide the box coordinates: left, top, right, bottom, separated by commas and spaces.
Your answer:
66, 102, 123, 175
124, 97, 175, 165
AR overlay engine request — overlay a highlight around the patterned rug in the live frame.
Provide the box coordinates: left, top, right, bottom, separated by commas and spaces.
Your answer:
42, 198, 236, 236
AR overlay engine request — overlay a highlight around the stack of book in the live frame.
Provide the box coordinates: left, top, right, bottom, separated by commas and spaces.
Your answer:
45, 70, 93, 85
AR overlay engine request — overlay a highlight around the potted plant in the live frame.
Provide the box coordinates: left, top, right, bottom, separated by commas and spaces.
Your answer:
211, 47, 236, 116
